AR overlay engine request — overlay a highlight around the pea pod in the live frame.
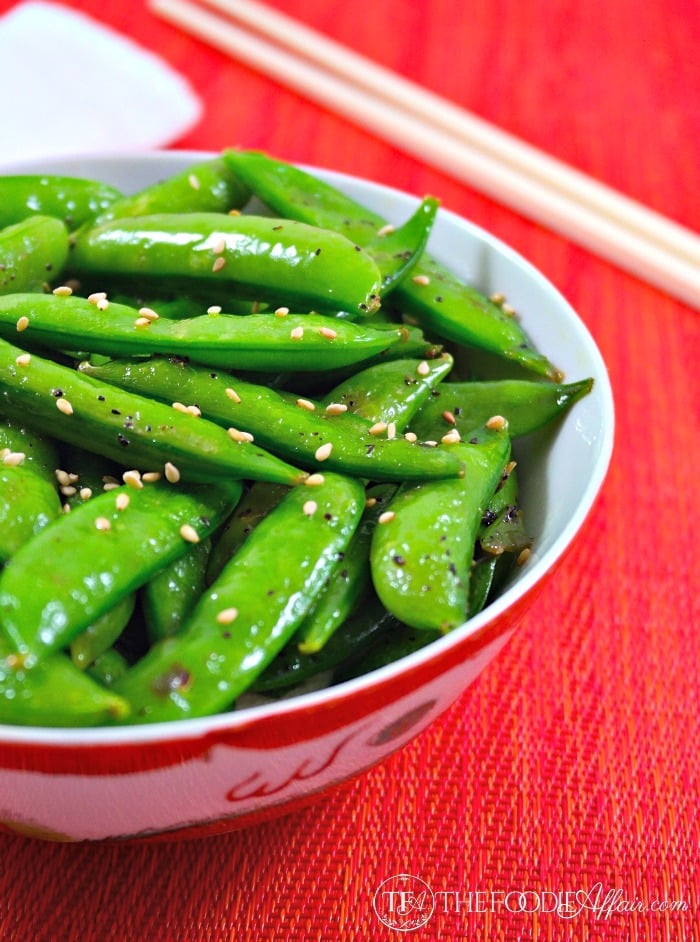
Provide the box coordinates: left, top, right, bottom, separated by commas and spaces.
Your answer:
142, 539, 211, 642
0, 642, 129, 726
70, 592, 137, 669
363, 196, 439, 293
0, 338, 306, 486
0, 215, 69, 294
222, 149, 561, 379
0, 418, 62, 562
0, 174, 121, 230
479, 462, 531, 557
112, 472, 366, 723
0, 293, 397, 372
86, 648, 129, 688
370, 428, 511, 632
336, 620, 441, 683
82, 356, 467, 482
0, 480, 242, 663
411, 377, 594, 440
69, 213, 383, 316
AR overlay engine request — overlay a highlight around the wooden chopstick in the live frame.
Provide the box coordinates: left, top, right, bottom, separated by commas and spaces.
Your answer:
149, 0, 700, 309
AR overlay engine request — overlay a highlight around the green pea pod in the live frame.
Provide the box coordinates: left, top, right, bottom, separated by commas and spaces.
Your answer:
83, 356, 467, 482
206, 481, 290, 583
142, 538, 211, 642
252, 590, 398, 693
0, 338, 306, 486
0, 418, 62, 562
86, 648, 129, 688
0, 215, 69, 295
479, 463, 531, 557
296, 484, 398, 654
370, 428, 511, 632
0, 641, 129, 726
0, 293, 397, 371
0, 480, 242, 663
411, 377, 594, 440
364, 196, 439, 294
112, 472, 366, 723
93, 156, 250, 223
336, 620, 441, 683
222, 149, 560, 379
69, 213, 382, 316
0, 174, 121, 230
321, 354, 453, 429
70, 592, 137, 669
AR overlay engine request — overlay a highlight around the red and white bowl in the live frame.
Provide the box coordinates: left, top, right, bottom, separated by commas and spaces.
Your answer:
0, 152, 614, 842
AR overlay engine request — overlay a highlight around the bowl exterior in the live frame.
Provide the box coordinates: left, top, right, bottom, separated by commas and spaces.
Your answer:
0, 153, 613, 841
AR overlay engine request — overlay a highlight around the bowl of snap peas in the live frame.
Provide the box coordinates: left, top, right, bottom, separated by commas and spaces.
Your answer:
0, 150, 613, 841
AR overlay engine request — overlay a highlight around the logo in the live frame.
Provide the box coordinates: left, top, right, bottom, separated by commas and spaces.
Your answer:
373, 874, 435, 931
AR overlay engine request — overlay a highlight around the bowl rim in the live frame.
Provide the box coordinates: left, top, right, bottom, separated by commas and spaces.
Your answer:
0, 150, 615, 746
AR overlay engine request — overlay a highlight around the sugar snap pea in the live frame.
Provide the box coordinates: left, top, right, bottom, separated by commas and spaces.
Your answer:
222, 149, 561, 379
0, 174, 121, 230
82, 355, 467, 482
0, 338, 306, 486
0, 480, 242, 663
142, 539, 211, 642
0, 293, 398, 371
479, 463, 531, 557
370, 428, 511, 632
69, 212, 383, 315
112, 472, 365, 723
70, 592, 136, 669
0, 215, 69, 295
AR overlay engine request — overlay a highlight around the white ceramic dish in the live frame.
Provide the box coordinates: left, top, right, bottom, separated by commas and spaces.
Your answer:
0, 152, 614, 842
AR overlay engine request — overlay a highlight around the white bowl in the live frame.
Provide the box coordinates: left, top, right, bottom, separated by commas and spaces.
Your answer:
0, 152, 613, 842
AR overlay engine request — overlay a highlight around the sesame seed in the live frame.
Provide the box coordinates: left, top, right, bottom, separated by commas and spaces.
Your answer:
96, 298, 109, 311
123, 469, 143, 489
377, 223, 395, 237
404, 431, 418, 443
314, 442, 333, 462
441, 428, 461, 444
502, 303, 516, 316
228, 208, 241, 216
188, 173, 200, 190
417, 361, 430, 376
423, 440, 438, 447
412, 274, 431, 286
485, 415, 508, 430
302, 500, 318, 516
134, 316, 151, 328
62, 503, 71, 513
517, 547, 531, 566
138, 307, 159, 321
207, 305, 222, 315
212, 236, 227, 255
305, 473, 325, 487
172, 401, 189, 414
56, 397, 73, 416
115, 493, 130, 511
442, 410, 456, 425
365, 497, 377, 508
55, 469, 71, 485
164, 462, 181, 483
16, 316, 29, 332
296, 398, 316, 412
274, 306, 289, 317
52, 285, 72, 297
102, 482, 119, 491
227, 427, 254, 443
95, 517, 111, 531
225, 387, 241, 403
505, 460, 518, 475
290, 326, 304, 340
369, 422, 387, 436
79, 487, 93, 500
319, 326, 337, 339
15, 353, 31, 366
387, 422, 397, 439
187, 404, 202, 417
2, 451, 25, 467
489, 292, 506, 305
212, 256, 226, 273
216, 607, 239, 625
325, 402, 348, 415
378, 511, 396, 524
141, 471, 162, 483
87, 291, 107, 305
180, 524, 200, 544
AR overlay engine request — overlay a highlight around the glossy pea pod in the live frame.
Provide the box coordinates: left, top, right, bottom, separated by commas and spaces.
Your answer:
0, 215, 70, 295
142, 538, 212, 642
0, 417, 62, 563
0, 479, 242, 664
222, 149, 561, 380
370, 428, 511, 632
479, 461, 531, 558
112, 472, 366, 723
69, 213, 383, 316
0, 174, 121, 230
0, 641, 129, 727
411, 377, 594, 441
70, 592, 137, 670
0, 293, 397, 372
83, 355, 467, 482
0, 338, 306, 486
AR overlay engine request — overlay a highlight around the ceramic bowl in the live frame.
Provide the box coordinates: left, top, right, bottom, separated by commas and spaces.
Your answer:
0, 152, 614, 842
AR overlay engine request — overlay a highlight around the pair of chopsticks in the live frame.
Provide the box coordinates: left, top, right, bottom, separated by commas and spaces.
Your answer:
150, 0, 700, 309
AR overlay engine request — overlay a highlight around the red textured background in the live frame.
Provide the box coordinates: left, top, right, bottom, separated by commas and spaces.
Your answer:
0, 0, 698, 939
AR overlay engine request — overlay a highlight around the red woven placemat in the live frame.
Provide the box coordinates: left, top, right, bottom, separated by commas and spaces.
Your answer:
0, 1, 698, 939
